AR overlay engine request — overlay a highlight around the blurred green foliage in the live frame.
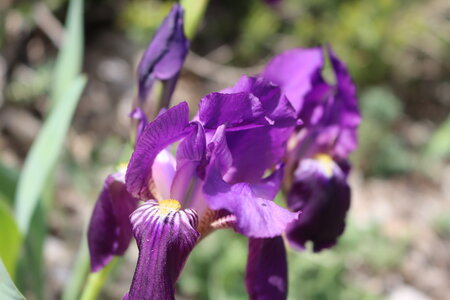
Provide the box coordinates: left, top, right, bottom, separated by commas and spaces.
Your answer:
179, 221, 407, 300
354, 87, 413, 177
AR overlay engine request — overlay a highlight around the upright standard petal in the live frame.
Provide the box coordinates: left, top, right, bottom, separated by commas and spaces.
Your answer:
199, 92, 267, 129
222, 75, 298, 127
246, 237, 288, 300
170, 122, 206, 205
124, 200, 199, 300
137, 4, 189, 103
263, 48, 324, 114
88, 172, 138, 272
286, 155, 350, 251
202, 77, 297, 183
126, 102, 190, 199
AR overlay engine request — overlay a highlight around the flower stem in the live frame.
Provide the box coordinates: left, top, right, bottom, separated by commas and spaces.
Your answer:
79, 257, 119, 300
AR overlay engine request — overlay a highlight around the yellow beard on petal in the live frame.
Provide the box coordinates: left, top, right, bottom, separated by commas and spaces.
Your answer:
314, 153, 334, 177
157, 199, 181, 216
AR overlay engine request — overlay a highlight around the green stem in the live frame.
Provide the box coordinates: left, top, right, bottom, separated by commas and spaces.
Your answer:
79, 258, 119, 300
180, 0, 210, 39
61, 237, 89, 300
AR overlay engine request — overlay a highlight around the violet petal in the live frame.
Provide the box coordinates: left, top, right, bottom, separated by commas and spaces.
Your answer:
245, 237, 288, 300
124, 200, 199, 300
263, 48, 324, 114
137, 4, 189, 102
199, 92, 267, 129
88, 172, 138, 272
126, 102, 190, 199
204, 161, 298, 238
286, 156, 350, 251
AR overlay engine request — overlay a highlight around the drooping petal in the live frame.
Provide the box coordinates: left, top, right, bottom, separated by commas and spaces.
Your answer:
286, 155, 350, 251
203, 160, 298, 238
199, 92, 267, 129
263, 48, 324, 114
88, 172, 138, 272
246, 237, 288, 300
126, 102, 190, 199
137, 4, 189, 103
124, 200, 199, 300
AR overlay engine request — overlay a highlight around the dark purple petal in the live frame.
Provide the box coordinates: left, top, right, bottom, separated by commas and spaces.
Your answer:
286, 156, 350, 251
199, 92, 268, 129
224, 126, 293, 183
203, 161, 298, 238
263, 48, 324, 114
126, 102, 190, 199
206, 76, 297, 183
222, 75, 298, 127
329, 47, 360, 127
207, 124, 232, 175
170, 122, 206, 204
137, 4, 189, 103
88, 172, 138, 272
246, 237, 288, 300
124, 200, 199, 300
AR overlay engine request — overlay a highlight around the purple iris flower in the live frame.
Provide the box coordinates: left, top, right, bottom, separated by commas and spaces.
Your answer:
136, 4, 189, 115
87, 41, 360, 299
121, 100, 299, 299
263, 46, 360, 251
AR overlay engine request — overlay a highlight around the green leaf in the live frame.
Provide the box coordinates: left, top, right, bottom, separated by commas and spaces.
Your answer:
0, 258, 26, 300
14, 75, 87, 234
0, 163, 19, 205
0, 203, 22, 279
50, 0, 84, 106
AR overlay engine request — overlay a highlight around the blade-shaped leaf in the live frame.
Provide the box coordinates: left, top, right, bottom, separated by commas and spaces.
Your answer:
0, 202, 22, 279
0, 163, 18, 205
0, 258, 26, 300
15, 75, 87, 234
50, 0, 84, 106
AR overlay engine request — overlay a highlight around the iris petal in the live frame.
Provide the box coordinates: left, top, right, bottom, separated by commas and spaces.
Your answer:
286, 157, 350, 251
126, 102, 190, 199
88, 172, 138, 272
204, 134, 298, 237
124, 200, 199, 300
246, 237, 288, 300
199, 92, 267, 129
263, 47, 324, 114
137, 4, 189, 103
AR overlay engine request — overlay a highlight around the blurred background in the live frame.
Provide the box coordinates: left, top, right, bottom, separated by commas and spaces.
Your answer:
0, 0, 449, 299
